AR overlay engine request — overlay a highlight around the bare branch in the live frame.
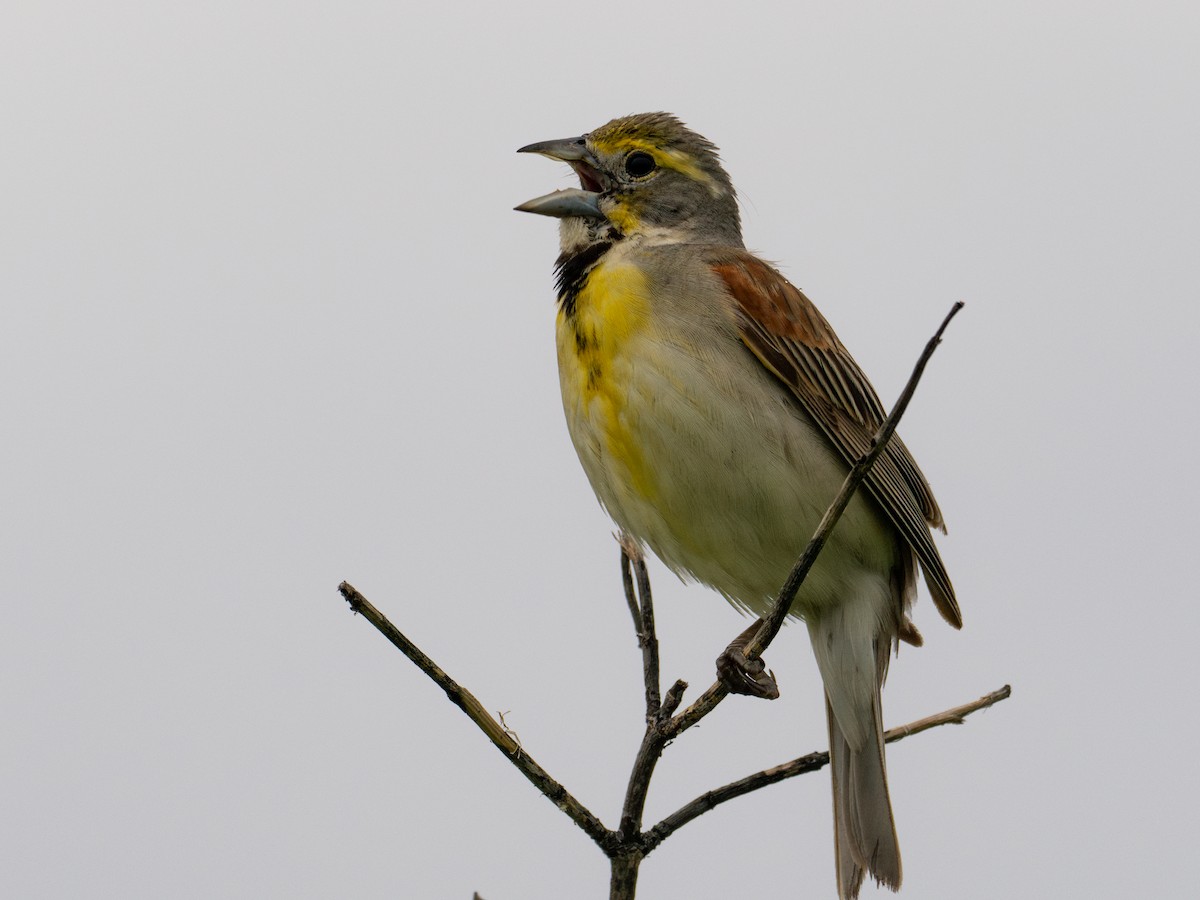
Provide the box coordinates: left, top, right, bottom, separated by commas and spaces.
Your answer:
338, 581, 615, 852
644, 684, 1010, 852
336, 303, 982, 900
620, 546, 643, 637
882, 683, 1010, 741
615, 552, 671, 844
619, 540, 661, 721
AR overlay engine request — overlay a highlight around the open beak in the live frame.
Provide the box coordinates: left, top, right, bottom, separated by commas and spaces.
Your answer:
515, 135, 606, 220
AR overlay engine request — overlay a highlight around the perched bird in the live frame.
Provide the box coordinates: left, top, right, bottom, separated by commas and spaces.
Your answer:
516, 113, 961, 899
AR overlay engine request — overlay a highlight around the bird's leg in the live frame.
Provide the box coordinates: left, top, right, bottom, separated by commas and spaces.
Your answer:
716, 618, 780, 700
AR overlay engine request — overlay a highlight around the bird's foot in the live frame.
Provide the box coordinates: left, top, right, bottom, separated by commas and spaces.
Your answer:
716, 618, 780, 700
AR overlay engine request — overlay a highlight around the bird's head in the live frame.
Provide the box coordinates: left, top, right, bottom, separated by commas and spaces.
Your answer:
516, 112, 743, 248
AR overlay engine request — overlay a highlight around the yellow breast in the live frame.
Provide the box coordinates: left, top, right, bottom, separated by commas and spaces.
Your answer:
555, 259, 657, 502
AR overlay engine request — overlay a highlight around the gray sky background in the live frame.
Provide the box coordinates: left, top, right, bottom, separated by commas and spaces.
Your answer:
4, 2, 1198, 898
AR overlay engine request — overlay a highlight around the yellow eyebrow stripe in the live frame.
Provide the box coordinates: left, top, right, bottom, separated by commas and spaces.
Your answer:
589, 136, 721, 195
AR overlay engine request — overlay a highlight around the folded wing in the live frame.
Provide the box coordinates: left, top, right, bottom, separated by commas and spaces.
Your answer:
710, 250, 962, 628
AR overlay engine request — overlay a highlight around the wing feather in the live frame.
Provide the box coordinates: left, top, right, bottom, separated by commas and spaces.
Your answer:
711, 252, 962, 628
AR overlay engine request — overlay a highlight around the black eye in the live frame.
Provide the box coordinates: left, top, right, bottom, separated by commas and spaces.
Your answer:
625, 151, 657, 178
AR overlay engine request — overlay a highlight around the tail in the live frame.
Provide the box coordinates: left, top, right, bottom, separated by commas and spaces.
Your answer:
827, 688, 900, 898
809, 614, 901, 899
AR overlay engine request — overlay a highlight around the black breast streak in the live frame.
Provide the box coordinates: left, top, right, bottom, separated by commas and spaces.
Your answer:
554, 240, 613, 319
574, 328, 592, 357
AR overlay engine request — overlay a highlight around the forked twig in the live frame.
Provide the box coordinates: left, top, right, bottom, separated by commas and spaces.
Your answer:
643, 685, 1011, 851
335, 301, 1003, 900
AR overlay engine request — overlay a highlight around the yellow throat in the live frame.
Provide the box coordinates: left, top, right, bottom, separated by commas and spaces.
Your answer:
556, 257, 656, 501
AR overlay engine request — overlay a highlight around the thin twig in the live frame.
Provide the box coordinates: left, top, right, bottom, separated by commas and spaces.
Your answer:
620, 549, 643, 637
663, 301, 965, 740
662, 680, 729, 740
644, 684, 1010, 852
633, 556, 660, 720
615, 552, 669, 843
882, 683, 1010, 740
618, 730, 665, 842
337, 581, 616, 853
619, 539, 661, 721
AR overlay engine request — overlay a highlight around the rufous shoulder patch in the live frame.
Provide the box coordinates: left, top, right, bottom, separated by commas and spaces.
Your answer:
711, 256, 839, 352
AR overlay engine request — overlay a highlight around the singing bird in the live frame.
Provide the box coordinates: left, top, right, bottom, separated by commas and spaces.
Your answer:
516, 113, 961, 899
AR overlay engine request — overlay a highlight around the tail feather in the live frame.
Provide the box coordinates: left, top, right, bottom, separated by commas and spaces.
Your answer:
829, 710, 866, 899
811, 606, 903, 900
827, 693, 901, 898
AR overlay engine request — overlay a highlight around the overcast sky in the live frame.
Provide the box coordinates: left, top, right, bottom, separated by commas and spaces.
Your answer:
4, 2, 1198, 898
